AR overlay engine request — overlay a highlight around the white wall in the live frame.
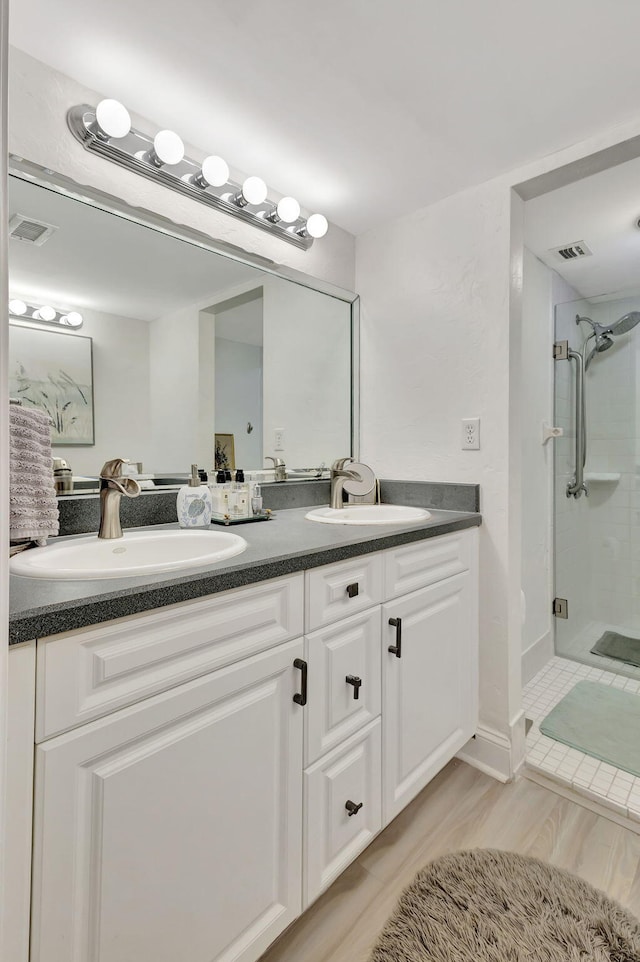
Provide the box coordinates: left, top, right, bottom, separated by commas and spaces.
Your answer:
520, 249, 554, 681
215, 337, 263, 470
148, 303, 201, 473
356, 178, 520, 762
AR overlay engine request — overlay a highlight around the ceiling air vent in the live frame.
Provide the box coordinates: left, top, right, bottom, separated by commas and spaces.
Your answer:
549, 240, 593, 262
8, 214, 58, 247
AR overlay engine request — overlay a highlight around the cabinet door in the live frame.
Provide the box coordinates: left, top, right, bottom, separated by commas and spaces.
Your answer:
31, 639, 305, 962
382, 572, 478, 824
305, 608, 381, 766
304, 719, 381, 908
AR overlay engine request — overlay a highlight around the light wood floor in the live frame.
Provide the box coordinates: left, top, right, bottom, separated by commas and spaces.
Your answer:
259, 760, 640, 962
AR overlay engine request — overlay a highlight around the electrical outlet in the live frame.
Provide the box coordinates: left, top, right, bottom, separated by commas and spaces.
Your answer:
461, 418, 480, 450
274, 428, 285, 451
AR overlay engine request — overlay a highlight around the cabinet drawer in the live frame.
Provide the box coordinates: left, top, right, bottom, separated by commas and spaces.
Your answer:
305, 608, 381, 766
384, 530, 475, 600
304, 719, 381, 907
36, 573, 304, 741
305, 554, 382, 631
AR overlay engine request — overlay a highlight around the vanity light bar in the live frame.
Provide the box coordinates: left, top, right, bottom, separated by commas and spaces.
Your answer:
67, 101, 329, 250
8, 299, 83, 329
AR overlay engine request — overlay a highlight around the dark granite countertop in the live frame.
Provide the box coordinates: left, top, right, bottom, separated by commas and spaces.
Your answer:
9, 505, 481, 645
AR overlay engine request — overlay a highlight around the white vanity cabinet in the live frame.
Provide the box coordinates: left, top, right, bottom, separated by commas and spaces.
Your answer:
301, 528, 478, 903
30, 573, 306, 962
25, 528, 478, 962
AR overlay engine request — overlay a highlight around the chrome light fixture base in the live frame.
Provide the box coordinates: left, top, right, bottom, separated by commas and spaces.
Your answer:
67, 104, 315, 251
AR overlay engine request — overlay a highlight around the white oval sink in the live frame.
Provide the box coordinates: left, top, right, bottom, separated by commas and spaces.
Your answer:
305, 505, 431, 525
9, 529, 248, 580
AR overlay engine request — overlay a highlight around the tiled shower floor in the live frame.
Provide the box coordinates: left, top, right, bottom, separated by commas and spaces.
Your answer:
557, 621, 640, 682
523, 655, 640, 823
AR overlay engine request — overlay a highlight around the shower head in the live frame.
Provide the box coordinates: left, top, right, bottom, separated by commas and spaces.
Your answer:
609, 311, 640, 335
585, 332, 614, 370
577, 311, 640, 370
576, 311, 640, 338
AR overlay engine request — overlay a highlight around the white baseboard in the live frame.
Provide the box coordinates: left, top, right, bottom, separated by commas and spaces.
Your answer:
457, 710, 527, 784
521, 630, 553, 686
457, 725, 512, 783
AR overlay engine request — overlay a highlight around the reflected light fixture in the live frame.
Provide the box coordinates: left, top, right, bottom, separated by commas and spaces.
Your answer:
9, 299, 84, 328
67, 100, 328, 249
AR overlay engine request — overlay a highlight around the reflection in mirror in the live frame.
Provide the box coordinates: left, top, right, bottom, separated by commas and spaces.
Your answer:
7, 174, 353, 490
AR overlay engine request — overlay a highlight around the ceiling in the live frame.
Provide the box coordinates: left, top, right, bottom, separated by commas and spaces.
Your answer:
10, 0, 640, 236
8, 176, 259, 320
525, 154, 640, 300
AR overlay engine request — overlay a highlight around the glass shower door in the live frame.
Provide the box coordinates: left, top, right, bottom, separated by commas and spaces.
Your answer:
553, 296, 640, 680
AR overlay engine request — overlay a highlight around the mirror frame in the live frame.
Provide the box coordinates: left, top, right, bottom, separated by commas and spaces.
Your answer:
8, 154, 360, 466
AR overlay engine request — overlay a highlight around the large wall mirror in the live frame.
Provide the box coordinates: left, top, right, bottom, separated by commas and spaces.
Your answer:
7, 170, 356, 490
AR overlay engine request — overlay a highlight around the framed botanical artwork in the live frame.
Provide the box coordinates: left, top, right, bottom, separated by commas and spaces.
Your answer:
214, 433, 235, 471
9, 325, 95, 445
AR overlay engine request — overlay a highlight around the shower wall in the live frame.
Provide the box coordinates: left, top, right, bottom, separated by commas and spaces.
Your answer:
554, 294, 640, 669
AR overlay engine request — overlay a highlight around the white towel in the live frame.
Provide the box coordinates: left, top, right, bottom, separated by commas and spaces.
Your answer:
10, 405, 60, 544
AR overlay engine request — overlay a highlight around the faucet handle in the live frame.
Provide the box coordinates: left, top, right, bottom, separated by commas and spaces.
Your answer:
100, 458, 130, 479
100, 459, 141, 498
331, 457, 352, 472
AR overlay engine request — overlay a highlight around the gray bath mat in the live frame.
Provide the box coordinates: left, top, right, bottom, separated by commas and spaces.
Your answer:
540, 680, 640, 777
368, 849, 640, 961
591, 630, 640, 668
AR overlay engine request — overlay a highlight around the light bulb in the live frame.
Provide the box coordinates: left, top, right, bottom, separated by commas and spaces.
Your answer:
200, 155, 229, 187
152, 130, 185, 166
95, 99, 131, 139
61, 312, 83, 328
35, 305, 56, 322
306, 214, 328, 239
9, 299, 27, 315
241, 176, 268, 205
276, 197, 300, 223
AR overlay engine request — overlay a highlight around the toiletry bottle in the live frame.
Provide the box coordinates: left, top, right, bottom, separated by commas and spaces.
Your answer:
233, 469, 250, 518
252, 483, 263, 516
214, 470, 231, 516
177, 464, 213, 528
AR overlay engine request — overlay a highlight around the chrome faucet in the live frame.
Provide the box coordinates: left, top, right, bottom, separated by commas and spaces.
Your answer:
265, 456, 286, 482
98, 458, 141, 539
330, 457, 363, 509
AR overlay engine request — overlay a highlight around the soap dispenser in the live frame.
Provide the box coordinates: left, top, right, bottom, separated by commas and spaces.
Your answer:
177, 464, 213, 528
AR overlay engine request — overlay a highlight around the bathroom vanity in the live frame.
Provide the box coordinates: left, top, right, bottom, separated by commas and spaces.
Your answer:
7, 505, 479, 962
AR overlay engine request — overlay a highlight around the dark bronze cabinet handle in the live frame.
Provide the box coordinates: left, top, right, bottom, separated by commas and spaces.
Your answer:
345, 800, 363, 817
346, 582, 359, 598
293, 658, 308, 706
388, 617, 402, 658
345, 674, 362, 699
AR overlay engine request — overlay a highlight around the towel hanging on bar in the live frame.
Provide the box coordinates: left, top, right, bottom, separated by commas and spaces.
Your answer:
10, 404, 59, 544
